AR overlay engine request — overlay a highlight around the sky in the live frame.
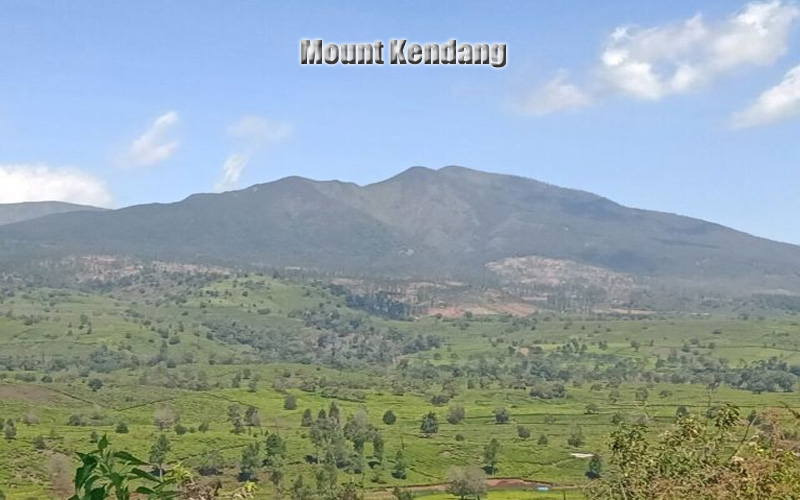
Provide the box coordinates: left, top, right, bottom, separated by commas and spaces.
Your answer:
0, 1, 799, 243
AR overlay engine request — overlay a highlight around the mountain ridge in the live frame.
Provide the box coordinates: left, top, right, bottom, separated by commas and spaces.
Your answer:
1, 166, 798, 296
0, 201, 106, 226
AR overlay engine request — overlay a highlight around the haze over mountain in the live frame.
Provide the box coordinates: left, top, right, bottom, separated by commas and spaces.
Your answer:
0, 201, 105, 226
1, 166, 799, 295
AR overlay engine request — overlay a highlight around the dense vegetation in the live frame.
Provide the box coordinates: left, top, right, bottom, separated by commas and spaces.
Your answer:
1, 266, 800, 499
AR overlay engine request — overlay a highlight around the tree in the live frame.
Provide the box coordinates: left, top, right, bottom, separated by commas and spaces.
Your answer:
23, 410, 39, 425
247, 378, 258, 393
289, 475, 315, 500
153, 407, 179, 431
328, 402, 340, 423
586, 454, 603, 479
32, 435, 47, 450
314, 460, 339, 499
446, 465, 487, 500
301, 409, 314, 427
283, 394, 297, 410
244, 406, 261, 427
265, 433, 287, 464
447, 404, 466, 424
229, 404, 244, 434
268, 462, 284, 500
420, 412, 439, 437
88, 378, 103, 392
585, 403, 600, 415
68, 414, 86, 426
483, 438, 501, 474
372, 433, 385, 463
4, 421, 16, 441
149, 433, 171, 476
239, 441, 261, 481
115, 421, 129, 434
198, 450, 224, 476
382, 410, 397, 425
343, 410, 373, 454
517, 425, 531, 439
392, 450, 408, 479
567, 426, 585, 448
537, 434, 549, 445
634, 387, 649, 404
493, 407, 510, 424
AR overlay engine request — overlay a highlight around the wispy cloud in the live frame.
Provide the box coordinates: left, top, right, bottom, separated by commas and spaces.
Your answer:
520, 1, 800, 114
733, 64, 800, 127
214, 116, 291, 192
519, 72, 592, 116
0, 164, 113, 207
215, 154, 249, 194
123, 111, 180, 167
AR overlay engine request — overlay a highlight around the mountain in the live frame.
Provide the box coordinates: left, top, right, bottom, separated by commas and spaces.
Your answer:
1, 166, 799, 295
0, 201, 105, 226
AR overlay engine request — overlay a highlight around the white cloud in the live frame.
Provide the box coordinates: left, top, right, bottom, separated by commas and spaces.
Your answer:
521, 1, 800, 115
519, 72, 592, 115
124, 111, 180, 166
214, 116, 291, 192
0, 164, 113, 207
214, 154, 249, 193
733, 64, 800, 127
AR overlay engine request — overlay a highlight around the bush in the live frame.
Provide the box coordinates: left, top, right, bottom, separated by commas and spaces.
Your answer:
32, 435, 46, 450
493, 407, 510, 424
567, 426, 585, 447
447, 404, 466, 424
67, 414, 86, 426
382, 410, 397, 425
586, 404, 800, 500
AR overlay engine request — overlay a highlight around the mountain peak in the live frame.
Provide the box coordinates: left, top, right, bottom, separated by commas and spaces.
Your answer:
1, 166, 799, 295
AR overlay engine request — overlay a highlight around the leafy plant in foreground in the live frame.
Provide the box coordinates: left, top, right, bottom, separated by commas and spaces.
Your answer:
586, 404, 800, 500
68, 435, 257, 500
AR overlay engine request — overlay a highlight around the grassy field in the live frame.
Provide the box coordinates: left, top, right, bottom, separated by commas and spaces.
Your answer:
1, 273, 799, 499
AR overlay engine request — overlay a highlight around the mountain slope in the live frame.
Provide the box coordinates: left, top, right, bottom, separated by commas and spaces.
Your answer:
0, 201, 105, 226
0, 166, 799, 293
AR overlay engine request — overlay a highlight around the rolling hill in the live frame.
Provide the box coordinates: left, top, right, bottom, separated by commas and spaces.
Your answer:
0, 201, 105, 226
1, 166, 799, 295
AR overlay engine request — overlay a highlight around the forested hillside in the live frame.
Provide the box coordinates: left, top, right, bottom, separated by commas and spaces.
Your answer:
2, 167, 799, 298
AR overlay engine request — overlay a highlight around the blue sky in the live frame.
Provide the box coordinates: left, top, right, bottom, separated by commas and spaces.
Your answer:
1, 1, 799, 243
